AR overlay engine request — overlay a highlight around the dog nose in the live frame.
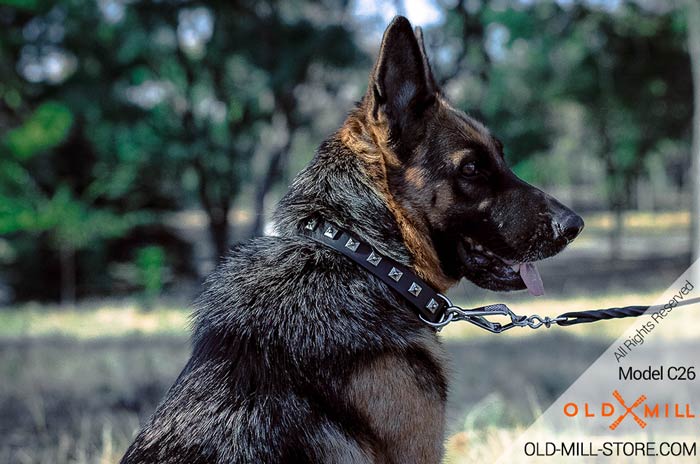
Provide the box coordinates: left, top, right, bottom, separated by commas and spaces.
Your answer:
554, 211, 584, 242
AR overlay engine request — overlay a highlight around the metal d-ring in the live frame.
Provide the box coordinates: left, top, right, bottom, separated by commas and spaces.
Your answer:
419, 311, 455, 331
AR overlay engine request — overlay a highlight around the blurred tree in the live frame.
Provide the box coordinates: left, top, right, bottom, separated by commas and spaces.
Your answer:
555, 3, 691, 258
135, 245, 166, 309
125, 0, 361, 254
433, 0, 490, 90
0, 100, 149, 304
248, 11, 362, 237
0, 0, 362, 302
0, 0, 181, 301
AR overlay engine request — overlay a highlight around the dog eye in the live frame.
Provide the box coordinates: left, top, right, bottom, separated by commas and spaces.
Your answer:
461, 161, 478, 177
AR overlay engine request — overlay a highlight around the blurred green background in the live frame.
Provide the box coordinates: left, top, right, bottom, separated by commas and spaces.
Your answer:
1, 0, 699, 462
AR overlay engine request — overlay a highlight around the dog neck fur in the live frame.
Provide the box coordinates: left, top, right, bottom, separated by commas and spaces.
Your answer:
340, 107, 455, 291
273, 105, 455, 292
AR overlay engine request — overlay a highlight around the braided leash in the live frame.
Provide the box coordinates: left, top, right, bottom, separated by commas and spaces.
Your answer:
420, 296, 700, 333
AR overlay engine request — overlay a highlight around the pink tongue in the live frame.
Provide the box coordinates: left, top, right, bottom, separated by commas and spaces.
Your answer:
519, 262, 545, 296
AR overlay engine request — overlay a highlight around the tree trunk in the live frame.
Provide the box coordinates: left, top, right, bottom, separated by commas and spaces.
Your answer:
250, 139, 292, 238
193, 156, 232, 263
610, 203, 624, 261
59, 244, 76, 307
208, 208, 230, 262
250, 104, 297, 238
597, 120, 625, 261
688, 0, 700, 263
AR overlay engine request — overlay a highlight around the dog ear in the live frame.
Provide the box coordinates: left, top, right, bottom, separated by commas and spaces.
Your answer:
367, 16, 436, 130
414, 26, 438, 93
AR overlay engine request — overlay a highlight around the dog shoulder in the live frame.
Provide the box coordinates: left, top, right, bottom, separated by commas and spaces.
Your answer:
344, 331, 448, 463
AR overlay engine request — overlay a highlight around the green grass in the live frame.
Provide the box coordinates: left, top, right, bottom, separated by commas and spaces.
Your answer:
0, 335, 188, 464
0, 300, 191, 339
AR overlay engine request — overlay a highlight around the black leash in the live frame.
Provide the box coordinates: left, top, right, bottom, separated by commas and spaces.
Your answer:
556, 299, 700, 326
428, 297, 700, 333
303, 218, 700, 333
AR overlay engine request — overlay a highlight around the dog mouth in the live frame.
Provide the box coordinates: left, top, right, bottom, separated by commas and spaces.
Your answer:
457, 237, 545, 296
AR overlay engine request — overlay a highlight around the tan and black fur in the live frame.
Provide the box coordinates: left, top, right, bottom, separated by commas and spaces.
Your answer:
121, 16, 582, 463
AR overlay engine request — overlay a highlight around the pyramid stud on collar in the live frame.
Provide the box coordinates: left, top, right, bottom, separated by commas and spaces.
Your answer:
388, 267, 403, 282
324, 226, 339, 239
345, 238, 360, 252
305, 218, 318, 231
425, 298, 440, 313
408, 282, 422, 297
366, 251, 382, 266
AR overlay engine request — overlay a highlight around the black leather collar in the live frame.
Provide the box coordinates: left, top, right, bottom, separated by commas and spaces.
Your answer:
302, 218, 448, 324
301, 218, 700, 334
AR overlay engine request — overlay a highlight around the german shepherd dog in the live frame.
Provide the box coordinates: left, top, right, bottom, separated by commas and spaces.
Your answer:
122, 16, 583, 463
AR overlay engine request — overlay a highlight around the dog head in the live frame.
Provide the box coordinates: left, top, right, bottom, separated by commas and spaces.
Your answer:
346, 16, 583, 295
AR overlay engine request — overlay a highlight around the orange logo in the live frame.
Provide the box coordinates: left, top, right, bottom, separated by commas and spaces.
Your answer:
563, 391, 695, 430
609, 390, 647, 430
